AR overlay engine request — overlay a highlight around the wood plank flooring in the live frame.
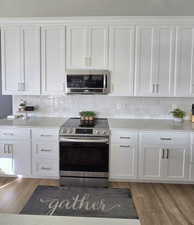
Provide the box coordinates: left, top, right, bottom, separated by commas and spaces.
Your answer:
0, 177, 194, 225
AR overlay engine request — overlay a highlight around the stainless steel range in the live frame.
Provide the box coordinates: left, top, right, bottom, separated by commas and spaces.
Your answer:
59, 118, 110, 187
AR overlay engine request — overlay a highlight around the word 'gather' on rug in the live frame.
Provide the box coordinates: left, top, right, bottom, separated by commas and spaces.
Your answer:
20, 185, 138, 219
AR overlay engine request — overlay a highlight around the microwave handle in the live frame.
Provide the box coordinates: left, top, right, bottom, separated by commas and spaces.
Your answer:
104, 74, 108, 88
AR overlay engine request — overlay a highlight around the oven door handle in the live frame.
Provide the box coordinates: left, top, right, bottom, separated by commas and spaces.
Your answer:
60, 137, 109, 144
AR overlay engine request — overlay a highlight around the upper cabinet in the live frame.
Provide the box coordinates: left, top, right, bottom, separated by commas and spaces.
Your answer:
66, 25, 108, 69
135, 26, 175, 97
109, 25, 135, 96
1, 25, 41, 95
41, 26, 66, 95
174, 27, 194, 97
1, 20, 194, 97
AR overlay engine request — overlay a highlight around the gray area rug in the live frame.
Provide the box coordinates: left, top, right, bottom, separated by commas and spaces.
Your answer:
20, 185, 138, 219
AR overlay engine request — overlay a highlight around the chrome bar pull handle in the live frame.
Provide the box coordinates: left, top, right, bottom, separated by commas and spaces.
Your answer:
162, 149, 165, 159
120, 145, 130, 148
152, 84, 155, 93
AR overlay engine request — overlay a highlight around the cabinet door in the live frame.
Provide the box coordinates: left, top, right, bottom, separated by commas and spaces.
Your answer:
41, 26, 65, 95
190, 137, 194, 181
109, 26, 135, 96
154, 27, 175, 96
135, 26, 174, 97
1, 26, 22, 95
135, 26, 155, 96
66, 26, 87, 69
22, 26, 41, 95
110, 144, 137, 180
174, 27, 194, 97
0, 143, 13, 175
88, 26, 108, 69
32, 158, 59, 178
164, 146, 189, 181
139, 144, 165, 179
13, 141, 31, 177
32, 141, 59, 159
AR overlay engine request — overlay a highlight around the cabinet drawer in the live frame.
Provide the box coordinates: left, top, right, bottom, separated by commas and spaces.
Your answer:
0, 128, 30, 140
32, 159, 59, 177
111, 129, 138, 145
140, 131, 189, 145
32, 128, 59, 140
32, 141, 59, 159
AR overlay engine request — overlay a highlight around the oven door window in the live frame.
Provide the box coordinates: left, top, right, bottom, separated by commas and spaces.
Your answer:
67, 75, 104, 88
60, 141, 109, 172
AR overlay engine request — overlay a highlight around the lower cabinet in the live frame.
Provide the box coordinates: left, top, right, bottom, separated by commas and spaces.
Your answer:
189, 133, 194, 181
0, 128, 31, 177
31, 128, 59, 179
13, 141, 31, 177
32, 158, 59, 177
0, 142, 14, 175
0, 141, 31, 177
110, 129, 138, 180
139, 144, 165, 179
139, 131, 190, 181
110, 144, 137, 180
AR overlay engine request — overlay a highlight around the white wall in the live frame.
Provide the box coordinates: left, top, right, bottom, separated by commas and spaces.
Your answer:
1, 0, 194, 16
13, 95, 193, 120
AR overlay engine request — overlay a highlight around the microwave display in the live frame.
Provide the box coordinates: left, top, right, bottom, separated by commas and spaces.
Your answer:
67, 75, 105, 88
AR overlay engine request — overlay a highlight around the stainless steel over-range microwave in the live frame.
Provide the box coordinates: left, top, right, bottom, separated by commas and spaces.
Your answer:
65, 70, 110, 95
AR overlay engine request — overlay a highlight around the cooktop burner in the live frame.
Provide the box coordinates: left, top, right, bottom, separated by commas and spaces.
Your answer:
60, 117, 109, 136
63, 117, 109, 129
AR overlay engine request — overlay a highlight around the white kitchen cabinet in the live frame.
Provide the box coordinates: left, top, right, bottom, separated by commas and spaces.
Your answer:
139, 131, 189, 181
174, 26, 194, 97
32, 158, 59, 178
0, 142, 14, 175
66, 25, 108, 69
0, 127, 31, 177
109, 26, 135, 96
1, 25, 41, 95
12, 141, 31, 177
189, 133, 194, 181
165, 146, 189, 181
110, 129, 138, 180
31, 128, 59, 178
0, 140, 31, 177
135, 26, 175, 97
139, 144, 165, 179
41, 25, 66, 95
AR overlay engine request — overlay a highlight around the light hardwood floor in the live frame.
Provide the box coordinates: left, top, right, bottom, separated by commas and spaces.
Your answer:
0, 177, 194, 225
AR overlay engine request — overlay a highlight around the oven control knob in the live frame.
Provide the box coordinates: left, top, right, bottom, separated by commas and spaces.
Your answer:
67, 129, 72, 134
63, 128, 67, 134
94, 130, 99, 135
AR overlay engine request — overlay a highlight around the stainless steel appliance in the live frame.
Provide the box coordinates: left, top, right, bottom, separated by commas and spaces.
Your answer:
59, 118, 110, 187
65, 69, 110, 95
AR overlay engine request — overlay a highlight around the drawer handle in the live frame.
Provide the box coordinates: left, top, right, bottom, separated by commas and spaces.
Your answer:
120, 137, 131, 139
160, 138, 172, 141
40, 134, 54, 137
40, 149, 52, 152
41, 167, 52, 170
3, 133, 14, 136
120, 145, 130, 148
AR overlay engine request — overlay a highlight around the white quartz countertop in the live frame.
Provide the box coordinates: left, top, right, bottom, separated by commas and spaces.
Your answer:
0, 117, 67, 128
0, 214, 140, 225
0, 117, 193, 132
108, 118, 194, 131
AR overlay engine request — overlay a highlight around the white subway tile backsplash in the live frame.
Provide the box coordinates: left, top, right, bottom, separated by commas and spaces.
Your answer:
13, 96, 194, 120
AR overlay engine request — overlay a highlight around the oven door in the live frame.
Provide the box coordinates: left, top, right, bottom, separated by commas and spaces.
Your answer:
60, 136, 109, 177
